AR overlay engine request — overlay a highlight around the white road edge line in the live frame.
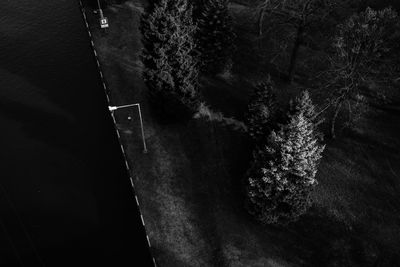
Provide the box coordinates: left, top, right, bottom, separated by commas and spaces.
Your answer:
78, 2, 157, 266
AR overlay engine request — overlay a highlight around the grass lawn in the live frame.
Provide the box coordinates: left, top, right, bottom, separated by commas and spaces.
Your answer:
86, 1, 400, 266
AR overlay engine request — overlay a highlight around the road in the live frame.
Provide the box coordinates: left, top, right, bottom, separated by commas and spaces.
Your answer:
0, 0, 154, 265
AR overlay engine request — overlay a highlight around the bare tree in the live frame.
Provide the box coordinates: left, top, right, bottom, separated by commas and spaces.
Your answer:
321, 7, 399, 138
257, 0, 337, 82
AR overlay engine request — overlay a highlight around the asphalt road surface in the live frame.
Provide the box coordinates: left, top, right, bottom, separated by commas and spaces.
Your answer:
0, 1, 154, 266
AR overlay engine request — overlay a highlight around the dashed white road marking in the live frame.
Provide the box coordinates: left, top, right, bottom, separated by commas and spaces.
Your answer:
125, 160, 130, 170
140, 214, 145, 226
78, 1, 156, 266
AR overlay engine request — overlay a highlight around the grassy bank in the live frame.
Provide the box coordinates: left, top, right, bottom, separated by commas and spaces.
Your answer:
86, 1, 400, 266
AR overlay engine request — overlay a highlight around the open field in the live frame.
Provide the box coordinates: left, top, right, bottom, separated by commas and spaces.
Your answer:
87, 1, 400, 266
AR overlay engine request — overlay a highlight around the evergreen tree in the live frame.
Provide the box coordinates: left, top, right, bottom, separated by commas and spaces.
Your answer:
140, 0, 199, 119
289, 90, 315, 120
246, 78, 278, 142
246, 98, 325, 225
196, 0, 236, 74
289, 90, 324, 140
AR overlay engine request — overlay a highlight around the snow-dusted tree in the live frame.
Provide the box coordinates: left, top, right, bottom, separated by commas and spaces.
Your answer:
246, 98, 325, 225
289, 90, 315, 119
246, 77, 278, 142
289, 90, 324, 140
324, 7, 399, 137
140, 0, 199, 119
196, 0, 236, 74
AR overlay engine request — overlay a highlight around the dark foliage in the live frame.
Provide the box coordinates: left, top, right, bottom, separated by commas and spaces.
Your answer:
140, 0, 200, 121
196, 0, 236, 74
245, 77, 278, 142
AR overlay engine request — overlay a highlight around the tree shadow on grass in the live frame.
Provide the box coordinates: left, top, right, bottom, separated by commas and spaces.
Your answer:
178, 119, 231, 266
282, 206, 400, 267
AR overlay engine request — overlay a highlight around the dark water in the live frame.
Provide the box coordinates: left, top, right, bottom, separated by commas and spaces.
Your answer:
0, 1, 153, 266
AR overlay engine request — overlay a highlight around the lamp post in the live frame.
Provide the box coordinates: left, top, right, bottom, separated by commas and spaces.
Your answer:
109, 103, 148, 153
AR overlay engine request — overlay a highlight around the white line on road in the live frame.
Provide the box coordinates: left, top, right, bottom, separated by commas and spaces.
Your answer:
78, 2, 156, 266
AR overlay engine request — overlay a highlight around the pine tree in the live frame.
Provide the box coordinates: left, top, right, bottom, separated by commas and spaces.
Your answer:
140, 0, 199, 119
246, 98, 325, 225
196, 0, 236, 74
289, 90, 315, 120
246, 78, 278, 142
288, 90, 324, 140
